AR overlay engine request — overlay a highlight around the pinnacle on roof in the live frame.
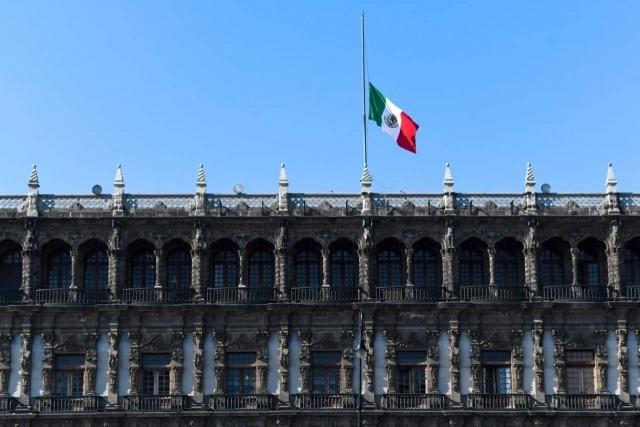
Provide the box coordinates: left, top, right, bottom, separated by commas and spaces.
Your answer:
114, 164, 125, 189
525, 162, 535, 185
196, 163, 207, 191
443, 162, 454, 192
279, 163, 288, 185
606, 162, 617, 193
28, 164, 39, 189
361, 165, 372, 184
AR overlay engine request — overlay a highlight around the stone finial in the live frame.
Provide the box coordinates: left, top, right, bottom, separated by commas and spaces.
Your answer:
604, 163, 620, 215
192, 163, 207, 216
112, 164, 125, 216
113, 164, 125, 193
442, 163, 455, 214
360, 165, 372, 215
523, 162, 538, 214
278, 163, 289, 212
525, 162, 535, 191
196, 163, 207, 194
443, 163, 454, 193
28, 164, 39, 192
25, 164, 40, 217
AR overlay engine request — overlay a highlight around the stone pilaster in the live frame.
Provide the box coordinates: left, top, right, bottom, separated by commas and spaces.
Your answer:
275, 221, 288, 300
191, 221, 206, 300
511, 344, 524, 393
84, 334, 98, 395
384, 331, 397, 393
468, 331, 481, 393
279, 329, 290, 401
154, 249, 165, 289
596, 345, 608, 394
340, 331, 354, 393
532, 321, 544, 399
405, 248, 414, 287
448, 321, 460, 399
427, 345, 439, 393
362, 327, 375, 397
193, 329, 204, 396
358, 221, 372, 298
21, 220, 38, 302
442, 219, 456, 296
321, 249, 330, 288
214, 331, 225, 394
256, 331, 269, 394
128, 332, 141, 395
570, 247, 579, 287
607, 219, 622, 294
237, 248, 246, 288
107, 219, 122, 301
616, 323, 629, 401
20, 329, 32, 399
0, 332, 12, 395
170, 334, 184, 395
488, 246, 496, 286
70, 248, 80, 289
525, 220, 539, 294
41, 332, 54, 396
107, 329, 119, 401
552, 330, 566, 394
299, 331, 311, 394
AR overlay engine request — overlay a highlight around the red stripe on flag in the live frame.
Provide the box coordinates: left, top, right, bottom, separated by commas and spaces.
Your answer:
397, 112, 419, 153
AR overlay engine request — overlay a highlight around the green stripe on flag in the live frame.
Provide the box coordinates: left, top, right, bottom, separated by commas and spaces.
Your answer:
368, 82, 386, 126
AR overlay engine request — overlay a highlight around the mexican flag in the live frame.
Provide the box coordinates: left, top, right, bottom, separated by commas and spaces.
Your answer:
368, 82, 419, 153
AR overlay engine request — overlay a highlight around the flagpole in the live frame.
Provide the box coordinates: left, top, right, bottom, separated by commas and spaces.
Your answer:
361, 10, 368, 170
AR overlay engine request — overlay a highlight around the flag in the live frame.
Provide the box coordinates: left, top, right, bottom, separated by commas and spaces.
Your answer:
368, 82, 419, 153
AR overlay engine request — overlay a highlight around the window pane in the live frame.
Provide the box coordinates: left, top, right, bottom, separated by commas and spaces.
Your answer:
158, 369, 170, 395
227, 368, 241, 394
312, 352, 341, 365
142, 353, 171, 368
0, 250, 22, 291
227, 352, 256, 366
481, 351, 511, 364
397, 351, 426, 365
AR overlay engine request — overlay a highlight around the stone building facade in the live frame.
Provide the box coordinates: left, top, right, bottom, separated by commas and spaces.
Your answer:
0, 163, 639, 426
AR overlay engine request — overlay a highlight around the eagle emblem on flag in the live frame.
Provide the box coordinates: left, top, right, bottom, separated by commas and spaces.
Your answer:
383, 113, 399, 128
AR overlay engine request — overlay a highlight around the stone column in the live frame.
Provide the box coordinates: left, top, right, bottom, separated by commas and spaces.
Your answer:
41, 332, 54, 396
20, 329, 32, 400
488, 246, 496, 287
468, 331, 481, 393
107, 330, 119, 403
532, 321, 544, 400
321, 249, 330, 288
552, 330, 566, 394
596, 346, 608, 394
154, 249, 165, 289
607, 220, 622, 294
384, 331, 397, 393
616, 323, 629, 401
107, 250, 122, 301
525, 221, 539, 294
427, 345, 439, 393
70, 248, 80, 289
214, 331, 225, 394
362, 327, 375, 399
0, 333, 12, 395
279, 330, 290, 402
448, 322, 460, 399
84, 334, 98, 395
405, 248, 414, 288
256, 332, 269, 394
511, 344, 524, 393
442, 219, 456, 296
275, 248, 287, 300
193, 330, 204, 397
21, 220, 38, 302
128, 333, 141, 395
170, 337, 183, 395
358, 222, 372, 299
340, 331, 354, 393
570, 246, 579, 287
191, 249, 205, 300
299, 331, 311, 394
237, 248, 246, 288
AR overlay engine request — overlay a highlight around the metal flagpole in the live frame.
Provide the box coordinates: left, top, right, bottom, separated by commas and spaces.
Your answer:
361, 10, 368, 169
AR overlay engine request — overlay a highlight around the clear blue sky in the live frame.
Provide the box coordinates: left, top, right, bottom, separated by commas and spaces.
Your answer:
1, 1, 639, 195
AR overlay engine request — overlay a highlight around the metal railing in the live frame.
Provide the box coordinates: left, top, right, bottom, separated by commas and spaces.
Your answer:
0, 396, 20, 413
30, 396, 107, 412
205, 394, 277, 410
377, 393, 452, 410
460, 286, 532, 301
290, 287, 357, 303
206, 287, 278, 304
550, 394, 622, 410
374, 286, 447, 302
292, 394, 356, 409
34, 288, 110, 304
0, 288, 23, 305
543, 286, 610, 301
625, 286, 640, 300
120, 288, 193, 304
119, 395, 193, 411
464, 393, 538, 409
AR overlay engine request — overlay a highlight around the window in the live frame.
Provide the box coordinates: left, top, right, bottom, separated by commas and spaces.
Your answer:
83, 250, 108, 289
539, 246, 565, 287
377, 249, 402, 288
47, 251, 72, 289
142, 353, 171, 395
213, 249, 238, 288
330, 249, 355, 288
130, 250, 156, 288
565, 350, 595, 394
248, 250, 273, 288
0, 250, 21, 290
495, 247, 519, 288
312, 352, 341, 394
578, 249, 600, 288
459, 248, 484, 287
166, 250, 191, 288
226, 352, 256, 395
481, 351, 511, 394
624, 245, 640, 288
397, 351, 426, 394
295, 249, 321, 288
54, 354, 84, 396
412, 249, 438, 288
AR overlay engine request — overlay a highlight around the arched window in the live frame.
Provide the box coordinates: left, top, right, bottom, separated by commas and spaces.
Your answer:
0, 249, 22, 290
377, 248, 402, 288
213, 249, 238, 288
413, 249, 439, 288
130, 250, 156, 288
494, 240, 523, 288
331, 249, 355, 288
624, 240, 640, 288
248, 250, 273, 289
166, 250, 191, 288
295, 249, 321, 288
459, 243, 485, 287
84, 250, 108, 289
539, 246, 565, 287
578, 248, 600, 288
47, 251, 72, 289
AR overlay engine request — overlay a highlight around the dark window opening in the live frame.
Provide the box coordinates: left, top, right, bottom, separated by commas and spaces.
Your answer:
312, 351, 341, 394
226, 352, 256, 395
481, 351, 511, 394
142, 353, 171, 395
54, 354, 84, 397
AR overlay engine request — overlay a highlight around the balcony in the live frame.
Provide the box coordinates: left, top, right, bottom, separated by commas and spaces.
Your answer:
120, 287, 193, 304
31, 396, 107, 413
290, 286, 357, 303
119, 395, 193, 412
543, 286, 610, 302
0, 396, 20, 413
625, 286, 640, 300
460, 286, 532, 301
550, 394, 622, 410
374, 286, 446, 302
0, 288, 22, 305
377, 393, 452, 410
292, 394, 356, 409
206, 287, 278, 304
205, 394, 277, 410
464, 393, 538, 410
34, 288, 110, 305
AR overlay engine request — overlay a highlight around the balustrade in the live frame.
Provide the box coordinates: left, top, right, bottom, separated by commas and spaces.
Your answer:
374, 286, 447, 302
205, 394, 277, 410
550, 394, 622, 410
30, 396, 107, 413
118, 395, 193, 412
292, 394, 356, 409
34, 288, 110, 304
290, 287, 357, 303
120, 288, 193, 304
464, 393, 537, 409
376, 394, 451, 410
206, 287, 278, 303
460, 286, 532, 301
